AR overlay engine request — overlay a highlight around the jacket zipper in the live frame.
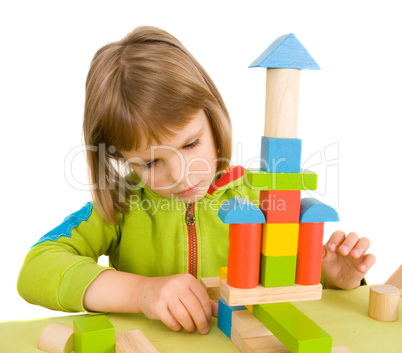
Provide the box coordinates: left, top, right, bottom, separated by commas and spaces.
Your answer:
186, 203, 197, 278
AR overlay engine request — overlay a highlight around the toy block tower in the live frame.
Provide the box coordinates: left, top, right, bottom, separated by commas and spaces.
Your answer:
214, 33, 344, 353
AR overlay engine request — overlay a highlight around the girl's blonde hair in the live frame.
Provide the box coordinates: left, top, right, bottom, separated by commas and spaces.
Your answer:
83, 26, 232, 224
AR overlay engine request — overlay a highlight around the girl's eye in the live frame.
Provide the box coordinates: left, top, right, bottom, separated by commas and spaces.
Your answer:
143, 160, 158, 169
183, 138, 201, 150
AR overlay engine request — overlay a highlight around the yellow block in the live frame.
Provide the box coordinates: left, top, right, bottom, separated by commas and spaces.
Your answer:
220, 266, 228, 280
262, 223, 299, 256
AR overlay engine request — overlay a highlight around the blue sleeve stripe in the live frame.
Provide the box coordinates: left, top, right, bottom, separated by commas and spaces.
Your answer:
32, 202, 93, 247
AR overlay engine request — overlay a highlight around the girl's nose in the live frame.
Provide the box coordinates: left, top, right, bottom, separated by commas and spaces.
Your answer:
166, 154, 186, 185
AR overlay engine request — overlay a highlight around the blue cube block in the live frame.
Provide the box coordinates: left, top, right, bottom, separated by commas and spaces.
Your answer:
217, 299, 246, 338
260, 137, 302, 173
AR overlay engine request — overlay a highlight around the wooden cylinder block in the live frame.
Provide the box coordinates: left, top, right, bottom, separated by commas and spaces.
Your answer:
38, 322, 74, 353
264, 68, 301, 138
227, 223, 262, 289
368, 284, 400, 322
295, 222, 324, 285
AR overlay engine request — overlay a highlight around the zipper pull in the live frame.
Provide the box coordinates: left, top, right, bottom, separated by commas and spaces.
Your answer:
186, 203, 196, 226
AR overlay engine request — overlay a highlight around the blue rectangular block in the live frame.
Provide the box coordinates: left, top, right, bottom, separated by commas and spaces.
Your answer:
261, 137, 302, 173
217, 299, 246, 338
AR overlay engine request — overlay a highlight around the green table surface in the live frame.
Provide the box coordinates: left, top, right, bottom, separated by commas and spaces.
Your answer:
1, 286, 401, 353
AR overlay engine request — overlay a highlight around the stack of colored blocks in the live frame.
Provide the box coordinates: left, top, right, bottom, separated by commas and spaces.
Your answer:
215, 33, 343, 353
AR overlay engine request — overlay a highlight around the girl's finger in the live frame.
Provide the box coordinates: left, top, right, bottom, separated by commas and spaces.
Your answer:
326, 230, 346, 252
179, 293, 210, 334
337, 232, 360, 256
358, 253, 376, 273
168, 299, 196, 333
350, 237, 371, 258
160, 306, 183, 332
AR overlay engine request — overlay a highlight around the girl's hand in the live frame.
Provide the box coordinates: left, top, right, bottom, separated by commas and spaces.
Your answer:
136, 273, 218, 334
322, 231, 376, 289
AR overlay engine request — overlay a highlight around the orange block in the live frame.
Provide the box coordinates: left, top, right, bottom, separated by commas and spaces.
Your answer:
228, 224, 262, 289
259, 190, 301, 223
295, 222, 324, 285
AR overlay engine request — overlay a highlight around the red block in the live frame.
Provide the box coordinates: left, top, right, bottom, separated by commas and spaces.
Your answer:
259, 190, 301, 223
227, 223, 262, 289
295, 222, 324, 285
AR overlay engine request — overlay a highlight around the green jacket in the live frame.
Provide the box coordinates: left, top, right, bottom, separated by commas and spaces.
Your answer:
17, 166, 258, 313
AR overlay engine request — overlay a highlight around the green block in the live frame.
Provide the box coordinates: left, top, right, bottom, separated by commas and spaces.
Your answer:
74, 315, 115, 353
253, 302, 332, 353
260, 255, 296, 287
245, 168, 318, 190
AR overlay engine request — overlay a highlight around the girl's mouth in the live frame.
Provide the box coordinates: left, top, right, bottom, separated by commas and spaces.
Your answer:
178, 183, 200, 197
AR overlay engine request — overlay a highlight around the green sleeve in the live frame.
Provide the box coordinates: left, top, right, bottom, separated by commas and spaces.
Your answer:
17, 203, 121, 313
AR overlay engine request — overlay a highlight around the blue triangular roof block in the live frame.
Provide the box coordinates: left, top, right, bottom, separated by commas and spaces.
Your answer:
249, 33, 320, 70
299, 198, 339, 223
218, 198, 266, 224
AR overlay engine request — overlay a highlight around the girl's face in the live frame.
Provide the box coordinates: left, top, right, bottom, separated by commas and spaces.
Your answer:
122, 110, 219, 203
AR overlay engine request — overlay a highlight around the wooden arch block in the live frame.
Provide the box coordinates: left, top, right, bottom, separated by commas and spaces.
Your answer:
299, 198, 339, 223
218, 198, 265, 224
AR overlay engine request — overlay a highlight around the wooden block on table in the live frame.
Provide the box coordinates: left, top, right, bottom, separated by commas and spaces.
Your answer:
259, 190, 301, 223
260, 137, 302, 173
260, 255, 297, 287
244, 334, 291, 353
218, 198, 266, 224
245, 169, 317, 191
262, 223, 299, 256
38, 322, 73, 353
217, 299, 247, 338
385, 265, 402, 295
220, 279, 322, 307
115, 330, 159, 353
220, 266, 228, 280
232, 310, 272, 339
253, 302, 332, 353
227, 223, 262, 289
295, 223, 324, 285
200, 276, 220, 302
73, 315, 115, 353
299, 198, 339, 223
368, 284, 400, 322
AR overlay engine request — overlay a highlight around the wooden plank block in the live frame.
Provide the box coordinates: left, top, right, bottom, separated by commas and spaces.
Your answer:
200, 276, 220, 302
295, 223, 324, 285
38, 322, 73, 353
261, 223, 299, 256
228, 224, 262, 289
245, 168, 317, 191
259, 190, 301, 223
385, 265, 402, 295
260, 137, 302, 173
232, 310, 272, 339
220, 279, 322, 306
73, 315, 115, 353
299, 198, 339, 223
217, 299, 247, 338
116, 329, 159, 353
244, 334, 291, 353
218, 198, 266, 224
253, 302, 332, 353
260, 255, 297, 287
368, 284, 400, 322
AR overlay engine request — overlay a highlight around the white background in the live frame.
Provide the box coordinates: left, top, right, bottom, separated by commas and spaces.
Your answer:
1, 0, 401, 321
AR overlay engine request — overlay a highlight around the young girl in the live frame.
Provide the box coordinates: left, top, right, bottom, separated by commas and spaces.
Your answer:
17, 26, 375, 335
